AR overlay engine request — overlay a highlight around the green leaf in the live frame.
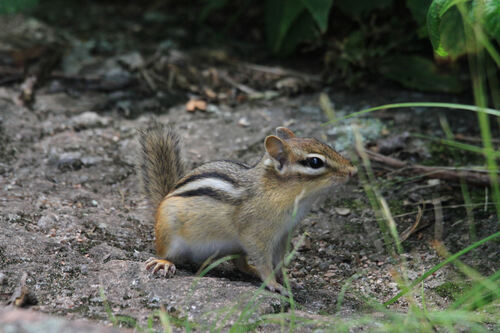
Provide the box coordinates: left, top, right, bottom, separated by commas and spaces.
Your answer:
266, 0, 305, 52
267, 0, 328, 54
426, 0, 468, 58
335, 0, 394, 16
378, 55, 464, 93
439, 6, 467, 58
277, 10, 318, 56
300, 0, 333, 32
484, 0, 500, 42
427, 0, 449, 51
439, 0, 470, 16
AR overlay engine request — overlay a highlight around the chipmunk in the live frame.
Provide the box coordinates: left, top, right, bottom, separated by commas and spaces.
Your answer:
138, 123, 357, 295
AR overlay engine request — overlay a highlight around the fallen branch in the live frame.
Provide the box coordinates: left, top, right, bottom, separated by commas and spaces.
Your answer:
361, 149, 497, 187
240, 62, 322, 83
219, 72, 259, 95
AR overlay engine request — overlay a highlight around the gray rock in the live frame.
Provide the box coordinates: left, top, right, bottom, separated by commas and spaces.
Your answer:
49, 151, 83, 171
83, 260, 282, 329
88, 244, 127, 263
0, 308, 128, 333
81, 156, 104, 167
71, 112, 110, 130
117, 52, 145, 71
37, 214, 59, 232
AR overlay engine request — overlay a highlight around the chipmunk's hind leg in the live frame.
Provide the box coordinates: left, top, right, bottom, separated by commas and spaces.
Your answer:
145, 231, 177, 277
146, 198, 177, 277
233, 256, 260, 279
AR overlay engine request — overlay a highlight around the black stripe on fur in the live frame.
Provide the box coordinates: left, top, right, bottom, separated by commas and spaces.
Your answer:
172, 187, 240, 205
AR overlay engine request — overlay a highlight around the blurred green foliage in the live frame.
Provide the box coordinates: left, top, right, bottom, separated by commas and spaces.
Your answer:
201, 0, 334, 56
379, 55, 464, 93
201, 0, 499, 92
0, 0, 38, 14
3, 0, 499, 93
266, 0, 333, 55
336, 0, 394, 16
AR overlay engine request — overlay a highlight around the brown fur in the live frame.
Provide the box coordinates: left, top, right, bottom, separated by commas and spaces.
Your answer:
138, 123, 185, 209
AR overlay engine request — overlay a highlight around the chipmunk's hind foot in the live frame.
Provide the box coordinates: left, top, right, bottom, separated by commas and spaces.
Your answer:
145, 257, 176, 277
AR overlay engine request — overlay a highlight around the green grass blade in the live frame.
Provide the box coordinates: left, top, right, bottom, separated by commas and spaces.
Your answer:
412, 133, 500, 157
451, 269, 500, 310
384, 231, 500, 306
324, 102, 500, 126
197, 254, 240, 278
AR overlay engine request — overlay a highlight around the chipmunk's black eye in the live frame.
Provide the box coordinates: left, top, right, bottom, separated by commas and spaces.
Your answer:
307, 157, 324, 169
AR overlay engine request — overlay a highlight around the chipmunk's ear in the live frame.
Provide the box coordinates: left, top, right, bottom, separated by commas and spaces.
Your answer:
265, 135, 289, 169
275, 127, 296, 140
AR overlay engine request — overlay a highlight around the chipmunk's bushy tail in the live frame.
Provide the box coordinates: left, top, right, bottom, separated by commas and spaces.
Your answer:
138, 123, 185, 208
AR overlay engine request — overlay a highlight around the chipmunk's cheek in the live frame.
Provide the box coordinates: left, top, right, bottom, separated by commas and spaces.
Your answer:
330, 175, 349, 185
321, 178, 336, 190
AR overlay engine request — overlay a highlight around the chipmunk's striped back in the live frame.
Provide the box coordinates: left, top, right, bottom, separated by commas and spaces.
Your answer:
167, 161, 250, 205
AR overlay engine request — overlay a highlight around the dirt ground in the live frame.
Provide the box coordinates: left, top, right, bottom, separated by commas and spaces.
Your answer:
1, 6, 499, 332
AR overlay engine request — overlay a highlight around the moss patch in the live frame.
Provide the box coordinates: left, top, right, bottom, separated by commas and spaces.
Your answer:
387, 198, 411, 216
434, 281, 472, 301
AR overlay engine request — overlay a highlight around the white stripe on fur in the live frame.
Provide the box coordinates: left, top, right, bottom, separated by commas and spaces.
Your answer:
169, 178, 243, 197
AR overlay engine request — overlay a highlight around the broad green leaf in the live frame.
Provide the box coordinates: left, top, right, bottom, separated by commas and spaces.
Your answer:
484, 0, 500, 42
300, 0, 333, 32
427, 0, 450, 51
266, 0, 305, 52
426, 0, 468, 58
378, 55, 464, 93
335, 0, 394, 16
277, 11, 318, 56
439, 6, 468, 58
439, 0, 471, 16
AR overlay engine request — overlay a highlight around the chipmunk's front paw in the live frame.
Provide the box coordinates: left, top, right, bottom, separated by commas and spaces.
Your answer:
145, 257, 176, 277
277, 275, 303, 290
266, 281, 290, 297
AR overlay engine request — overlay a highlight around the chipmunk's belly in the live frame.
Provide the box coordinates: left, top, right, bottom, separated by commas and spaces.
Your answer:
168, 236, 243, 264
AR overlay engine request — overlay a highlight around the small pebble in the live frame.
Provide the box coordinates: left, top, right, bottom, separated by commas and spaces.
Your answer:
71, 111, 110, 129
335, 207, 351, 216
324, 271, 336, 278
238, 117, 250, 127
80, 265, 88, 275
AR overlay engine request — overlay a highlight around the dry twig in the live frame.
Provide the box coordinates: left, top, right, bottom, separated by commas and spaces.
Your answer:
240, 62, 322, 83
360, 149, 497, 187
219, 72, 259, 95
400, 205, 424, 241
